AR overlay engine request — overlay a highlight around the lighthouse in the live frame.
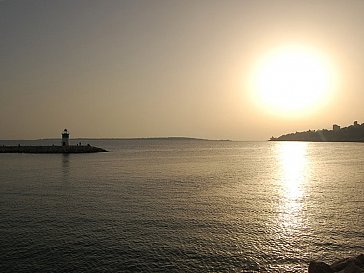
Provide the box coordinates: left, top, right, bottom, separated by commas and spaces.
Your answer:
62, 129, 70, 146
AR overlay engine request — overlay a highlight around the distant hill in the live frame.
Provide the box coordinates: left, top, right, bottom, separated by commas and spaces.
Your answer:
36, 137, 232, 142
270, 121, 364, 142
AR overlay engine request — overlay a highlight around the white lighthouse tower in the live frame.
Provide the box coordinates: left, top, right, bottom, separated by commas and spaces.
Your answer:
61, 129, 70, 146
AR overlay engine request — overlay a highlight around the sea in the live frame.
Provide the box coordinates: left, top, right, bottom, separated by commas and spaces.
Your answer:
0, 139, 363, 272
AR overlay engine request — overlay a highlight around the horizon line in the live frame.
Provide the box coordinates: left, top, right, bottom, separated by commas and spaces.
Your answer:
0, 136, 265, 142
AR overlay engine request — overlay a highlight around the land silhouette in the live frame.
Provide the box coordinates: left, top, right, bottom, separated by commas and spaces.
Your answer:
271, 121, 364, 142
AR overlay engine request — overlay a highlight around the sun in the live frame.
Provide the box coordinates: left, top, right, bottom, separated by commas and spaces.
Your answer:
250, 45, 336, 116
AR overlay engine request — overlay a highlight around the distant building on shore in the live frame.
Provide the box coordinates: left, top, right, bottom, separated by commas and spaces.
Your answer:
62, 129, 70, 146
333, 124, 340, 131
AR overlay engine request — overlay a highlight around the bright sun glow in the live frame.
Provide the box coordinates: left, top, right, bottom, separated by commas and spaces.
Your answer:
250, 45, 336, 116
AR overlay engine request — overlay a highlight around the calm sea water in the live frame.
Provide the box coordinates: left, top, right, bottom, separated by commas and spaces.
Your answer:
0, 140, 363, 272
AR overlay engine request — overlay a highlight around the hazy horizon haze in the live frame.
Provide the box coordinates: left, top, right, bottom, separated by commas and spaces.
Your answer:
1, 0, 364, 140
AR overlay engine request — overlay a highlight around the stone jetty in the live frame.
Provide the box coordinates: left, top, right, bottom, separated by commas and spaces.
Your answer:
308, 254, 364, 273
0, 145, 107, 154
0, 129, 108, 154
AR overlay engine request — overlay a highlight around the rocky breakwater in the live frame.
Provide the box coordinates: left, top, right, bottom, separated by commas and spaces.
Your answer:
0, 145, 108, 154
308, 254, 364, 273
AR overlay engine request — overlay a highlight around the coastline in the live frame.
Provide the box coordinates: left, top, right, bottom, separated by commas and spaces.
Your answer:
270, 121, 364, 142
269, 139, 364, 143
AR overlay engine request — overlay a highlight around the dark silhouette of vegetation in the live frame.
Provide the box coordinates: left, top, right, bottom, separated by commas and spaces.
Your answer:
270, 122, 364, 142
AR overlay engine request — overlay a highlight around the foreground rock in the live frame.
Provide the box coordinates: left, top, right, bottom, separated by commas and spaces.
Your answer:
308, 254, 364, 273
0, 145, 108, 153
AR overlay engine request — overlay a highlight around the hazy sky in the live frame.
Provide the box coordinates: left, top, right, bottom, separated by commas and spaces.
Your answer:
1, 0, 364, 140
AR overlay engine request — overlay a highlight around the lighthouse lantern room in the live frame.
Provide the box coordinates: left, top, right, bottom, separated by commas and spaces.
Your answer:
62, 129, 70, 146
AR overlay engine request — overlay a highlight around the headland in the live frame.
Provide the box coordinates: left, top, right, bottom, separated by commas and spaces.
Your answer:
270, 121, 364, 142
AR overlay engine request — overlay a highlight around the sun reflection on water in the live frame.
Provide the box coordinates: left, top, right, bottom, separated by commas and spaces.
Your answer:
275, 142, 310, 241
278, 142, 308, 200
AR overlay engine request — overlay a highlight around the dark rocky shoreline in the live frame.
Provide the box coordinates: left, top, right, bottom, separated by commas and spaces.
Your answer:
309, 254, 364, 273
0, 145, 107, 153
